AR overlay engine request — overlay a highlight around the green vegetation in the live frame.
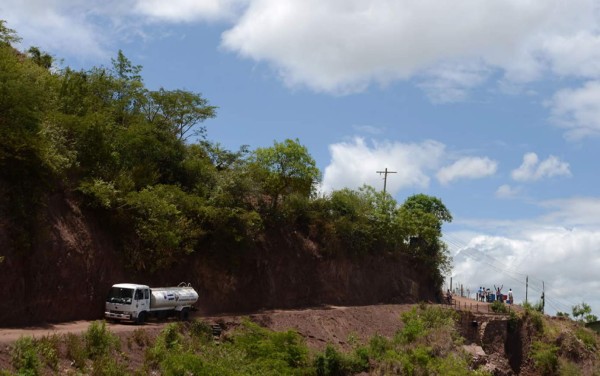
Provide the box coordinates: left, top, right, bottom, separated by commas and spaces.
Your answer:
6, 307, 600, 375
531, 341, 559, 375
572, 302, 598, 323
490, 300, 508, 314
0, 21, 452, 289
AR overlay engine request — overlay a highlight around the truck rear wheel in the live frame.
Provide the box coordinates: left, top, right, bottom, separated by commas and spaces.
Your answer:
179, 308, 190, 321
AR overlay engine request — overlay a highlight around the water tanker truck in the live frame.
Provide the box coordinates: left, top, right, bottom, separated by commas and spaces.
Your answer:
105, 282, 198, 324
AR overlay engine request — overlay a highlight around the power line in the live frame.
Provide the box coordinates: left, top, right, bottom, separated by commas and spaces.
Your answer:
442, 234, 578, 313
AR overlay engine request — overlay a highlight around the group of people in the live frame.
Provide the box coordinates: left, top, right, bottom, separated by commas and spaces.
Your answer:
477, 285, 514, 304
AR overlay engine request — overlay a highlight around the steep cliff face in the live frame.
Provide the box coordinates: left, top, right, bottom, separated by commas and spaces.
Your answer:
0, 191, 438, 326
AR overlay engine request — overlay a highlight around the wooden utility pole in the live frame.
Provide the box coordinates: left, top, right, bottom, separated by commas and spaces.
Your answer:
525, 276, 528, 304
376, 168, 397, 194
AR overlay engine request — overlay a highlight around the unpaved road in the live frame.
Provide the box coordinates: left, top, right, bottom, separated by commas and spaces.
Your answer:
0, 297, 502, 350
0, 304, 418, 350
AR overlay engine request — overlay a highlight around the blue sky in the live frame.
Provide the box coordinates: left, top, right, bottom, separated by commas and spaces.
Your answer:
4, 0, 600, 316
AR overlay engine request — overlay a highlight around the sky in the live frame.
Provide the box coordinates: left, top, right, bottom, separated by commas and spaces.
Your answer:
3, 0, 600, 317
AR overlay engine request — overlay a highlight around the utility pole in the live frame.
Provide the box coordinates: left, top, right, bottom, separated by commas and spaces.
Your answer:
376, 168, 397, 194
541, 281, 545, 314
525, 276, 528, 305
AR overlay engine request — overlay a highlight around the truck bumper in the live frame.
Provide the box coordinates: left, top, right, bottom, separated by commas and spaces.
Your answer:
105, 311, 132, 321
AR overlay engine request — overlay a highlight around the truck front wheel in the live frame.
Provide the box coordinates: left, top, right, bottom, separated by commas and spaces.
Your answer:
136, 311, 147, 325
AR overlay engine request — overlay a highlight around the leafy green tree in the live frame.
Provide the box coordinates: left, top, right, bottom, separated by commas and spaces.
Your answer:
0, 30, 58, 250
572, 302, 598, 323
142, 88, 216, 141
397, 194, 453, 289
111, 50, 145, 126
0, 20, 21, 45
27, 46, 53, 69
250, 139, 321, 212
401, 194, 452, 230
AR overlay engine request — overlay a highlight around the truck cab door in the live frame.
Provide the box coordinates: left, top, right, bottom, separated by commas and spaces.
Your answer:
135, 289, 149, 311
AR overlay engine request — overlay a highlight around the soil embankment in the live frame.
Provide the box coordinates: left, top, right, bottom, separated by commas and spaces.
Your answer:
0, 191, 438, 326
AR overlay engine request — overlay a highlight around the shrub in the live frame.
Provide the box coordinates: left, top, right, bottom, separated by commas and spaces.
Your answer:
145, 323, 184, 368
531, 341, 559, 375
397, 306, 458, 344
36, 335, 60, 371
232, 320, 309, 369
314, 345, 344, 376
85, 321, 119, 359
188, 319, 213, 343
65, 333, 87, 369
558, 358, 581, 376
574, 327, 597, 351
368, 334, 391, 360
11, 336, 40, 376
91, 355, 128, 376
490, 300, 508, 314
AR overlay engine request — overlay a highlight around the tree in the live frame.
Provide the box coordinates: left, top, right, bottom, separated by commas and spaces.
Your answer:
111, 50, 145, 125
27, 46, 53, 69
401, 194, 452, 231
572, 302, 598, 323
0, 20, 21, 46
250, 139, 321, 211
397, 194, 453, 290
142, 88, 216, 141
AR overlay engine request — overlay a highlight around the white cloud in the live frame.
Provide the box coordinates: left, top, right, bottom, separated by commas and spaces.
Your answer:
0, 0, 115, 58
451, 227, 600, 316
511, 152, 571, 182
549, 81, 600, 139
221, 0, 596, 94
418, 62, 490, 103
320, 138, 444, 194
132, 0, 246, 22
539, 197, 600, 228
436, 157, 497, 185
448, 196, 600, 316
495, 184, 521, 199
5, 0, 600, 104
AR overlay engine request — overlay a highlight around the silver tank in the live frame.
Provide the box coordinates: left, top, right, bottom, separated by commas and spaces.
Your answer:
149, 283, 199, 309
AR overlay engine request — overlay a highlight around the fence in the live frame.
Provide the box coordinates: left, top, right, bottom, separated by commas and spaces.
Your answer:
446, 298, 514, 315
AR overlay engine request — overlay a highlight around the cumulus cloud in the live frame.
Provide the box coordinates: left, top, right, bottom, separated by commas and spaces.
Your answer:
436, 157, 497, 185
132, 0, 246, 22
320, 138, 444, 194
511, 152, 571, 182
5, 0, 600, 103
549, 81, 600, 139
495, 184, 521, 199
539, 197, 600, 228
418, 62, 490, 103
221, 0, 596, 94
450, 227, 600, 315
0, 0, 117, 58
448, 196, 600, 315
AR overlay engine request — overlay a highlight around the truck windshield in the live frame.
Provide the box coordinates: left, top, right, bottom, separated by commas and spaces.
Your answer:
106, 287, 133, 305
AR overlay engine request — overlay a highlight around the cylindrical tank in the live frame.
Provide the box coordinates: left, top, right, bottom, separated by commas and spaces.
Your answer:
150, 284, 199, 309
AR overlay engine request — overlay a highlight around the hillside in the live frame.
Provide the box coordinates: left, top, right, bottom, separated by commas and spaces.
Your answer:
0, 189, 438, 326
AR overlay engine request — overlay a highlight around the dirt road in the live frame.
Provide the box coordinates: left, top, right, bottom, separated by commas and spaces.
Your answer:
0, 304, 417, 350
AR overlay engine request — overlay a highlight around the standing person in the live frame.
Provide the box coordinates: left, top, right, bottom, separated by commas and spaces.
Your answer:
494, 285, 504, 303
478, 286, 483, 302
508, 289, 513, 304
